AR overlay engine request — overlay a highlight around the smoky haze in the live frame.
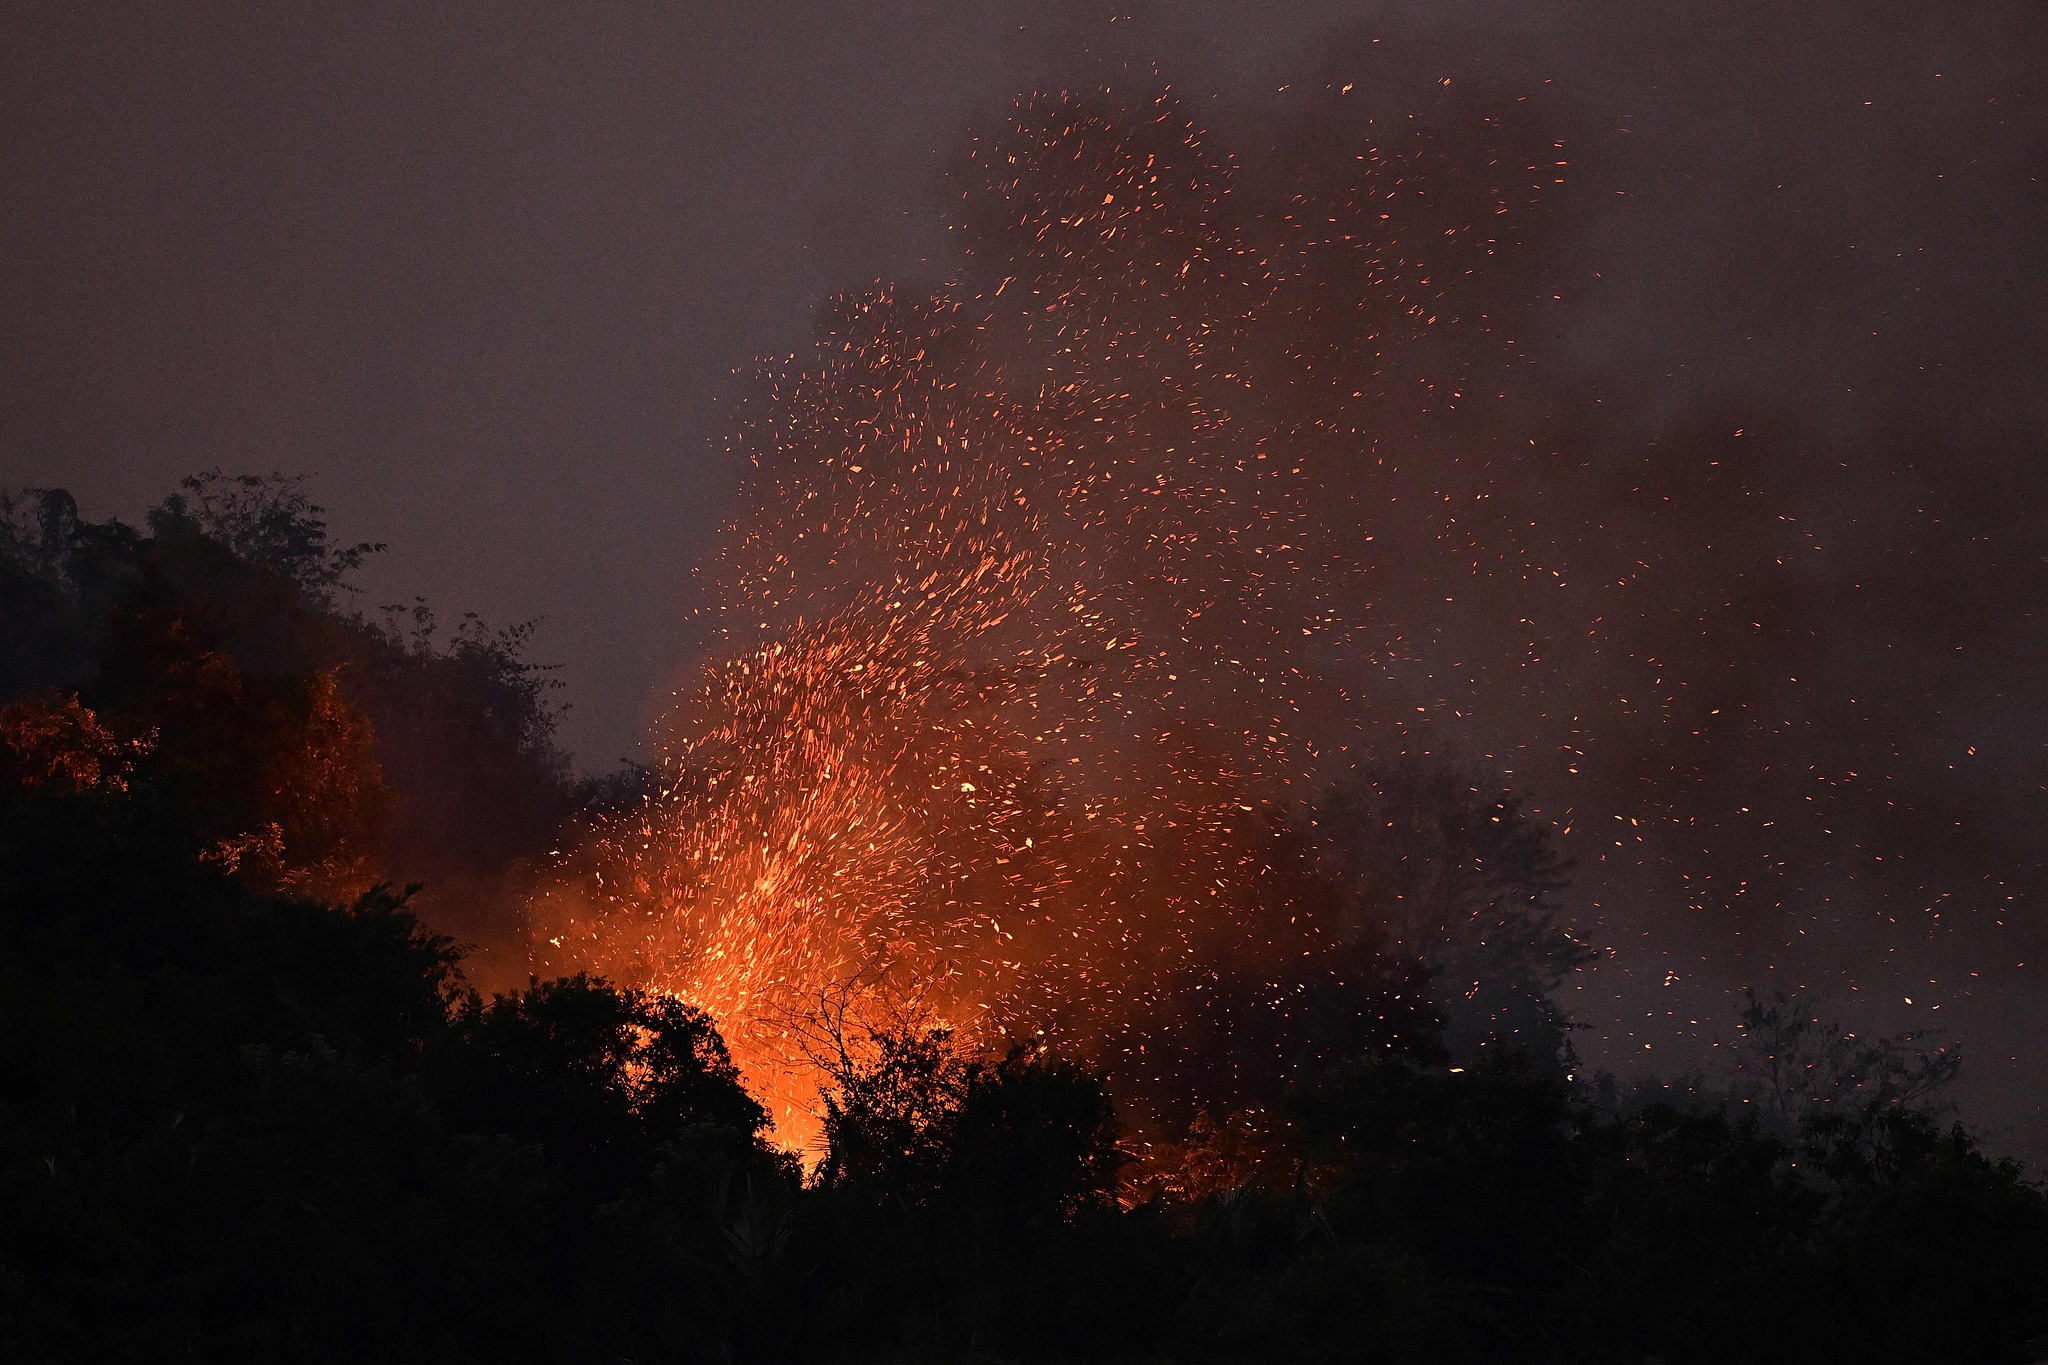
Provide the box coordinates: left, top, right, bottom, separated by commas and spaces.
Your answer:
4, 3, 2045, 1151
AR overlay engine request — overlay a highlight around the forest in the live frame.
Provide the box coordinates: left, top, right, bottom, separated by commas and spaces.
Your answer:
4, 474, 2046, 1364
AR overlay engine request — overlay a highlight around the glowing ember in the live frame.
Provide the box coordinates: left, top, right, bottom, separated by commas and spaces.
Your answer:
530, 90, 1554, 1146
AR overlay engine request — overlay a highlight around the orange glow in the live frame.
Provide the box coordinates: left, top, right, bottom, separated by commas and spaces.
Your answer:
530, 91, 1539, 1149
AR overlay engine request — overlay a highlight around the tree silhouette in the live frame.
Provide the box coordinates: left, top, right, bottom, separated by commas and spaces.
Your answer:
1308, 756, 1590, 1065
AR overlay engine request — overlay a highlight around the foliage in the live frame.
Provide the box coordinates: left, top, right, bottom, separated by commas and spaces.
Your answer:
0, 476, 578, 943
1308, 756, 1591, 1065
816, 1027, 1121, 1220
156, 468, 383, 604
0, 774, 776, 1364
1731, 986, 1963, 1126
3, 475, 2045, 1361
1596, 987, 1966, 1147
0, 690, 151, 792
6, 734, 2047, 1364
437, 974, 770, 1198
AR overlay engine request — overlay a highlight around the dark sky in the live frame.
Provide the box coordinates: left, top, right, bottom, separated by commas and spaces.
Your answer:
6, 3, 2046, 1149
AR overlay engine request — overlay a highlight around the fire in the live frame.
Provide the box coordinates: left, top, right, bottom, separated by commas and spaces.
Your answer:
531, 89, 1550, 1147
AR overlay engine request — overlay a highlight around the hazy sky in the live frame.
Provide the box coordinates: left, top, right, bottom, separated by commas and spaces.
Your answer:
6, 2, 2039, 766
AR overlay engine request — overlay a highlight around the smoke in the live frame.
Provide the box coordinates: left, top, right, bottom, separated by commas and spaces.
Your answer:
538, 4, 2048, 1155
12, 0, 2038, 1153
528, 85, 1564, 1142
1137, 2, 2048, 1154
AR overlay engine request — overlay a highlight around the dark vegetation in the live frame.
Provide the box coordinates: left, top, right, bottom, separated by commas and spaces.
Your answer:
0, 474, 583, 960
3, 483, 2046, 1363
